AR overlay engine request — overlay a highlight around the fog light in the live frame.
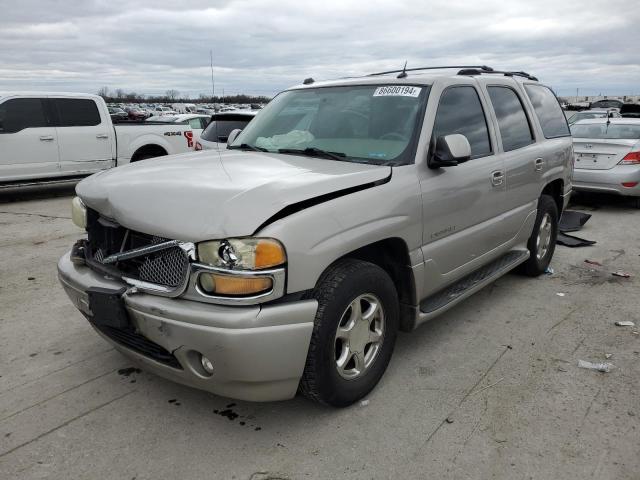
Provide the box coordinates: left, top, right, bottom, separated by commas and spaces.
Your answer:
200, 354, 214, 375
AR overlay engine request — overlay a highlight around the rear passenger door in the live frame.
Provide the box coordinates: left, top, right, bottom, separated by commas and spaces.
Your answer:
483, 83, 540, 238
419, 84, 507, 275
51, 97, 114, 175
0, 97, 59, 182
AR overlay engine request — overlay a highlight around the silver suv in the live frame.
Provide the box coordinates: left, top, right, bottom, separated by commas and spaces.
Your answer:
58, 66, 573, 407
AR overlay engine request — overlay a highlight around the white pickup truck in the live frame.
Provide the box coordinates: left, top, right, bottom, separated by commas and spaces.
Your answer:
0, 92, 195, 185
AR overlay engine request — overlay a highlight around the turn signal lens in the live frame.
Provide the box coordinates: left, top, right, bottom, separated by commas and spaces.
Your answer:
71, 197, 87, 229
619, 151, 640, 165
255, 239, 287, 269
198, 273, 272, 296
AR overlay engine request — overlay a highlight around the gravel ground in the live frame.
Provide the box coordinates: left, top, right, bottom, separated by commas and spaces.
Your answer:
0, 187, 638, 480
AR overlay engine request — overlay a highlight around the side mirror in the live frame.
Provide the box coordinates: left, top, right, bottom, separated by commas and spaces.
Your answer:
226, 128, 242, 147
429, 134, 471, 168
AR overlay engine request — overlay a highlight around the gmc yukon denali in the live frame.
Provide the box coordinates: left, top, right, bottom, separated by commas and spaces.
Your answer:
58, 66, 573, 407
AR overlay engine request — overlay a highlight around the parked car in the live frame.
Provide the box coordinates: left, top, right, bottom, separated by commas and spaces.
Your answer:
171, 103, 197, 114
151, 106, 177, 116
0, 92, 195, 184
196, 111, 257, 150
125, 107, 148, 121
567, 109, 620, 125
620, 103, 640, 118
58, 67, 572, 406
146, 114, 210, 146
571, 118, 640, 207
589, 99, 623, 110
108, 106, 128, 122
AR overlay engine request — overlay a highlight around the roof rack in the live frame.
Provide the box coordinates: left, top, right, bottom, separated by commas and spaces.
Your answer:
367, 65, 495, 77
458, 68, 538, 81
365, 65, 538, 82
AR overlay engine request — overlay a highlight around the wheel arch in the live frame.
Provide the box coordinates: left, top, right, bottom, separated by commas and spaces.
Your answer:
541, 178, 564, 214
130, 144, 168, 162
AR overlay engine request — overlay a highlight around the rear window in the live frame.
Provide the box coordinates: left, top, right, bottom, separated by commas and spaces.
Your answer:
201, 115, 252, 142
570, 123, 640, 140
0, 98, 48, 133
524, 85, 570, 138
53, 98, 101, 127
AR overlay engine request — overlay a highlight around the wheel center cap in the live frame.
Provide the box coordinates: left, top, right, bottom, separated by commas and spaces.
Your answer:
350, 318, 370, 354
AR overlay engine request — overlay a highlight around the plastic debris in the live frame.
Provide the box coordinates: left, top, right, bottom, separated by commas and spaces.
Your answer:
578, 360, 613, 373
557, 232, 596, 247
605, 353, 613, 359
445, 417, 454, 424
615, 320, 636, 327
612, 271, 632, 278
360, 399, 369, 407
559, 211, 592, 232
584, 259, 603, 267
556, 292, 566, 297
545, 266, 554, 275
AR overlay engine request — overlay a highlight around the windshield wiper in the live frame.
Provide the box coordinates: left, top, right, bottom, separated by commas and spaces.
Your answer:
278, 147, 347, 162
228, 143, 269, 152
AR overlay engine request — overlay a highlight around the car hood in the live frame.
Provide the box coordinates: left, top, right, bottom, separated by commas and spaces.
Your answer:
77, 150, 391, 241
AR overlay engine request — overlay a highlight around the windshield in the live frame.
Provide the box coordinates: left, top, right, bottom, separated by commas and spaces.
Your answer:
230, 84, 429, 165
571, 123, 640, 139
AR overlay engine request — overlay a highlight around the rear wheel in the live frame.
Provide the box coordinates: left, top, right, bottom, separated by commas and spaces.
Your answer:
299, 259, 399, 407
520, 194, 558, 276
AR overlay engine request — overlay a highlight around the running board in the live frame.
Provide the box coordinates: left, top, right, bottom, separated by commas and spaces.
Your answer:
0, 175, 87, 190
419, 250, 529, 317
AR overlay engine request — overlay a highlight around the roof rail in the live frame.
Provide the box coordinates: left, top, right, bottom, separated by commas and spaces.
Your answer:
458, 68, 538, 81
367, 65, 494, 77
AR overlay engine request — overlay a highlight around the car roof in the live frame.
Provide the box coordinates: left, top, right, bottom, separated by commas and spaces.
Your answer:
0, 91, 102, 100
572, 118, 640, 125
287, 69, 541, 91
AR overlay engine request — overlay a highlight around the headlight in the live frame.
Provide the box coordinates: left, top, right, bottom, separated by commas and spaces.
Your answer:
196, 238, 286, 298
197, 238, 286, 270
71, 197, 87, 229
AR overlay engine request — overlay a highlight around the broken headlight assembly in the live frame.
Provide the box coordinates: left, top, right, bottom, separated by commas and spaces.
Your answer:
194, 238, 287, 301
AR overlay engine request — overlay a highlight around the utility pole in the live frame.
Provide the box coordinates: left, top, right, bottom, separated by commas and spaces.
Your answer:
214, 50, 216, 102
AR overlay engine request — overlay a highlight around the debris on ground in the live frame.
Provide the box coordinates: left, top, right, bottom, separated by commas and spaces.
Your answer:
557, 232, 596, 247
445, 417, 454, 424
545, 266, 554, 275
556, 292, 566, 297
615, 320, 636, 327
360, 399, 370, 407
577, 360, 613, 373
584, 259, 603, 267
605, 353, 613, 359
557, 211, 596, 247
612, 271, 632, 278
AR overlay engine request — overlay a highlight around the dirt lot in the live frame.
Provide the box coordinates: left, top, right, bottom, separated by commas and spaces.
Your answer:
0, 187, 638, 480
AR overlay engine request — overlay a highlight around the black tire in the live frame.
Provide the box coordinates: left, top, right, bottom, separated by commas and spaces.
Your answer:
520, 194, 559, 276
299, 259, 399, 407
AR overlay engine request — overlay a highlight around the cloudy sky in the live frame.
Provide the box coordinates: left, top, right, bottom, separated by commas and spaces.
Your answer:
1, 0, 639, 98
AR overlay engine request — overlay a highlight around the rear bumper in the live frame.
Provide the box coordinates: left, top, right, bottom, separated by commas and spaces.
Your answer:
58, 252, 317, 402
573, 165, 640, 196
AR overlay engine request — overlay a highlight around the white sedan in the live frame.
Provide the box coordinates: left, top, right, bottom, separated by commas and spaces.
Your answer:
196, 111, 257, 151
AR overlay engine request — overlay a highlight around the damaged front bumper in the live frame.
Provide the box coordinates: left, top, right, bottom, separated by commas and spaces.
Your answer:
57, 251, 317, 402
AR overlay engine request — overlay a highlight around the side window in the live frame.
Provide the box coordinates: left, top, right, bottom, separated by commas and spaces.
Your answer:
432, 86, 491, 159
188, 118, 202, 129
0, 98, 48, 134
200, 118, 211, 129
487, 86, 534, 152
53, 99, 101, 127
524, 85, 570, 138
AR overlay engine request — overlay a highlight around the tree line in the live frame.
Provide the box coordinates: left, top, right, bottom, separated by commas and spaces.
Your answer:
97, 86, 271, 104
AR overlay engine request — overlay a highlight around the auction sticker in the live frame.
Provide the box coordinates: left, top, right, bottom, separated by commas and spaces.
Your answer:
373, 86, 421, 97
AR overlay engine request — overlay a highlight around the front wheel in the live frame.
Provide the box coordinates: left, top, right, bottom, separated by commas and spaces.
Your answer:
520, 194, 559, 276
299, 259, 399, 407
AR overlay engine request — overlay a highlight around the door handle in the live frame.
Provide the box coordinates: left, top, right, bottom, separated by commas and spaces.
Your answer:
39, 135, 54, 141
96, 134, 109, 139
534, 158, 544, 171
491, 170, 505, 187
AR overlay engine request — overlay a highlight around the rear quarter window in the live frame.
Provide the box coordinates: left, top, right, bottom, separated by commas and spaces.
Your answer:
53, 98, 102, 127
524, 85, 570, 138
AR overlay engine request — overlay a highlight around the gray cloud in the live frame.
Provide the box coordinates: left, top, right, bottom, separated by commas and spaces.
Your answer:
0, 0, 639, 97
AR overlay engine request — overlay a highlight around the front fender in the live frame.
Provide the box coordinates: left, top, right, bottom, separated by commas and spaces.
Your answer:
258, 166, 423, 294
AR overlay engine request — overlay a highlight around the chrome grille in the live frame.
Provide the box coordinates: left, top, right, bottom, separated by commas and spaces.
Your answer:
137, 245, 189, 288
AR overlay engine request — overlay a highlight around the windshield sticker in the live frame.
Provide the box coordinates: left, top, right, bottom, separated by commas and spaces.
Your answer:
373, 86, 421, 97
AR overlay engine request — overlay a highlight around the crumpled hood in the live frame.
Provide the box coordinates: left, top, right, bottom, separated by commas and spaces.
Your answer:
77, 150, 390, 241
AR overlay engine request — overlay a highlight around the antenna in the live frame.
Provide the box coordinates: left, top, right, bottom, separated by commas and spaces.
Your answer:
397, 61, 408, 79
210, 50, 215, 100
